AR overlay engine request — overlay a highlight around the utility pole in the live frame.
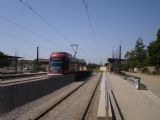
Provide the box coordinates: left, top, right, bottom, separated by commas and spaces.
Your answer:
70, 44, 78, 58
119, 44, 121, 74
112, 48, 114, 59
112, 48, 115, 73
116, 49, 118, 73
15, 48, 18, 73
37, 46, 39, 63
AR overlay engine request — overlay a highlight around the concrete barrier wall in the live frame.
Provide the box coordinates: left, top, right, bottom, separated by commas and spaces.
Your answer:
75, 71, 92, 81
1, 72, 47, 79
0, 74, 75, 114
0, 71, 92, 114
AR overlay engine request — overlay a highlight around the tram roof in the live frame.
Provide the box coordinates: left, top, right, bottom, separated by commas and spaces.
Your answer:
51, 52, 73, 58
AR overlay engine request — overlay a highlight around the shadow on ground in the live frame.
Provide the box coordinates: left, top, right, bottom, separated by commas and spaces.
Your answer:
140, 83, 148, 90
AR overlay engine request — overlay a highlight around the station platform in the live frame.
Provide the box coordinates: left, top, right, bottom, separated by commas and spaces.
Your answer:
107, 73, 160, 120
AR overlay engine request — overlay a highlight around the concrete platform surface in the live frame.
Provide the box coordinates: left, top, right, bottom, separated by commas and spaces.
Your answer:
97, 73, 107, 118
107, 73, 160, 120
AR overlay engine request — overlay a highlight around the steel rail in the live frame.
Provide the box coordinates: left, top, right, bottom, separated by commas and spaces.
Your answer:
34, 73, 97, 120
1, 76, 47, 85
82, 73, 102, 120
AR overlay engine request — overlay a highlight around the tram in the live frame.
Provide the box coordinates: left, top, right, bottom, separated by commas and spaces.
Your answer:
47, 52, 86, 76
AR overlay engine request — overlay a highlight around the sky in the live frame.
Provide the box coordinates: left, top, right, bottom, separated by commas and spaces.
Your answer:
0, 0, 160, 64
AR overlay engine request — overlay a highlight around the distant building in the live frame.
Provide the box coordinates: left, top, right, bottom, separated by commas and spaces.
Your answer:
0, 54, 22, 73
0, 54, 22, 66
33, 58, 49, 71
100, 66, 107, 72
108, 58, 125, 73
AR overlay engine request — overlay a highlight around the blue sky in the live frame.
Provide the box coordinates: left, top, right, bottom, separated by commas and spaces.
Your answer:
0, 0, 160, 64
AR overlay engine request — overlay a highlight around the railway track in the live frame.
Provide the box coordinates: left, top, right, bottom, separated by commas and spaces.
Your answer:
0, 75, 47, 85
11, 73, 101, 120
32, 73, 101, 120
0, 72, 47, 80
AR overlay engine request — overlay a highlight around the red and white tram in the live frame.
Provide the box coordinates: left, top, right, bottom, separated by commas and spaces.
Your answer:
47, 52, 86, 76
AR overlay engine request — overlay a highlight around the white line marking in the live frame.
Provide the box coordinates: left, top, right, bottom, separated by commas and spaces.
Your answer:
142, 90, 160, 107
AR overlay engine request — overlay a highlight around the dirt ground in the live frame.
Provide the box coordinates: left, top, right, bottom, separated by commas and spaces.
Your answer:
125, 72, 160, 98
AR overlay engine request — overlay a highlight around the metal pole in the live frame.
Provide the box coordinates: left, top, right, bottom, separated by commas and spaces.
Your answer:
119, 45, 121, 74
70, 44, 78, 58
37, 46, 39, 63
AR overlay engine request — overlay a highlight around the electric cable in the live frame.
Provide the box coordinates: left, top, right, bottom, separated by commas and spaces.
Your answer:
0, 31, 53, 51
82, 0, 102, 63
0, 16, 71, 51
20, 0, 73, 44
18, 0, 96, 62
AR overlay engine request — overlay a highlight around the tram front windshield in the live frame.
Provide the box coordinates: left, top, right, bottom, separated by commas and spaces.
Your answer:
49, 60, 64, 73
50, 61, 63, 67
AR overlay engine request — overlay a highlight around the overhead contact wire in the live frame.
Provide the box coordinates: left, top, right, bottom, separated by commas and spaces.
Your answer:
0, 16, 72, 51
20, 0, 73, 45
0, 32, 52, 51
82, 0, 102, 63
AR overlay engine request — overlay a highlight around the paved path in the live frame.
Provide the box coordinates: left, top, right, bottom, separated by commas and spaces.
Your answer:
125, 72, 160, 98
107, 73, 160, 120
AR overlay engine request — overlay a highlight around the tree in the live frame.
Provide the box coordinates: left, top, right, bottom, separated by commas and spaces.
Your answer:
124, 38, 147, 70
157, 29, 160, 41
18, 59, 30, 71
124, 29, 160, 72
104, 63, 109, 67
125, 50, 136, 60
134, 37, 147, 64
86, 63, 100, 70
148, 29, 160, 66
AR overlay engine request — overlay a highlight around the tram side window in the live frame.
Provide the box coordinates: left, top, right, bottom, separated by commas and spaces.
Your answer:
64, 59, 69, 70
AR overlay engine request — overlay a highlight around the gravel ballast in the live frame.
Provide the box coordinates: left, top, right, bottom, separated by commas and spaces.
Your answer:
39, 73, 101, 120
